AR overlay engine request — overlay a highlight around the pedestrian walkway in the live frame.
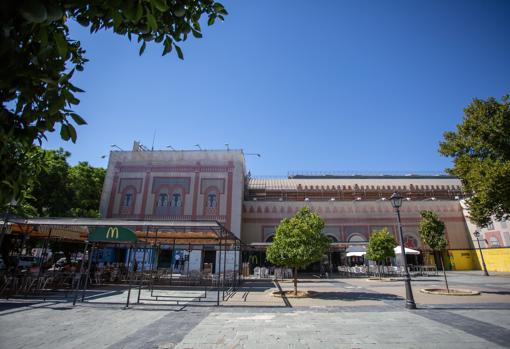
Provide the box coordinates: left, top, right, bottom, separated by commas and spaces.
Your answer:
0, 272, 509, 348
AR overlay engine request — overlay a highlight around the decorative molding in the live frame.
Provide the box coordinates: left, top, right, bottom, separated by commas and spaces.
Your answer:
118, 178, 143, 193
118, 163, 234, 173
200, 178, 226, 194
191, 171, 200, 218
139, 171, 151, 219
152, 177, 191, 193
225, 170, 233, 230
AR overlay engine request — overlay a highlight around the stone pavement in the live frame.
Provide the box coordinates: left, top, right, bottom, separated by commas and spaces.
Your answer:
0, 271, 509, 348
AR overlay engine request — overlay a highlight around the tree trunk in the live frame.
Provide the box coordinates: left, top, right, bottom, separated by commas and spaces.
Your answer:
377, 262, 381, 279
439, 250, 450, 293
293, 267, 298, 295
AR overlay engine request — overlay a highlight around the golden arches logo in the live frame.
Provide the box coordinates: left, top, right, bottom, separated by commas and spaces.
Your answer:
106, 227, 119, 239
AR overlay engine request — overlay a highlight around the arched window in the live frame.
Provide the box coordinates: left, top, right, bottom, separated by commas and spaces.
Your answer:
157, 193, 168, 207
169, 188, 184, 215
119, 186, 137, 215
203, 187, 220, 216
170, 193, 182, 207
266, 235, 274, 243
207, 193, 217, 208
154, 186, 185, 216
124, 193, 133, 207
348, 234, 366, 243
327, 235, 338, 243
490, 236, 500, 247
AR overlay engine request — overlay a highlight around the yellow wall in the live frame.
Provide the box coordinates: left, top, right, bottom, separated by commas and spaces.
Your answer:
448, 248, 510, 272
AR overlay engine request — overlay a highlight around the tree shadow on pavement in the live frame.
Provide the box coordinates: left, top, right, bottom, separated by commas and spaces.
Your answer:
311, 291, 403, 301
481, 290, 510, 295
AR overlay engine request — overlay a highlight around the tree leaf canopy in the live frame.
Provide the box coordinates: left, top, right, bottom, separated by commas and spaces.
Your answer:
266, 207, 329, 268
0, 0, 227, 206
365, 228, 397, 262
439, 95, 510, 227
419, 210, 447, 251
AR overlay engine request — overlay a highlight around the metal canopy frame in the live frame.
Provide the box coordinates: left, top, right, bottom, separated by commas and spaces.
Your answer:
3, 217, 242, 307
8, 217, 240, 243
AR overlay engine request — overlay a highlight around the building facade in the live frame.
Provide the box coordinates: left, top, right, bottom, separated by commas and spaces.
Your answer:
99, 145, 245, 238
100, 145, 508, 271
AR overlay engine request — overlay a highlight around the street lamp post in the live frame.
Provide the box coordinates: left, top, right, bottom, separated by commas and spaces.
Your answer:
473, 230, 489, 276
390, 192, 417, 309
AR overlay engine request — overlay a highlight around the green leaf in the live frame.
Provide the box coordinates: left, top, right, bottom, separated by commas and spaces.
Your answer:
135, 2, 144, 22
68, 83, 84, 93
77, 16, 89, 27
112, 11, 122, 30
63, 90, 80, 105
162, 37, 172, 55
46, 3, 63, 22
60, 124, 70, 141
174, 5, 186, 17
152, 0, 168, 12
213, 3, 225, 12
19, 0, 48, 23
139, 41, 146, 55
191, 29, 202, 38
70, 113, 87, 125
192, 19, 201, 32
40, 78, 57, 86
147, 12, 157, 31
68, 124, 77, 143
174, 44, 183, 60
53, 32, 68, 57
207, 15, 215, 26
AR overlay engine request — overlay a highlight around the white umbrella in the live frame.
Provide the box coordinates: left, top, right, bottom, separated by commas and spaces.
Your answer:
346, 251, 366, 257
394, 246, 420, 255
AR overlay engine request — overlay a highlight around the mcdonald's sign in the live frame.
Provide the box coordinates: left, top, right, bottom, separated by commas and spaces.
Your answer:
89, 226, 137, 242
106, 227, 119, 239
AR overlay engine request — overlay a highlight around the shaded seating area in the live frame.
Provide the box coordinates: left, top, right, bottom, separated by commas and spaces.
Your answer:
0, 218, 243, 307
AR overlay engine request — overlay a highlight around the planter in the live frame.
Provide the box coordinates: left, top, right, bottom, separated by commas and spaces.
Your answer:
420, 288, 480, 296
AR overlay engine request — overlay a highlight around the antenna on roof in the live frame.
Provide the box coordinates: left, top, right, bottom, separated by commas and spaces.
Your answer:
151, 130, 156, 151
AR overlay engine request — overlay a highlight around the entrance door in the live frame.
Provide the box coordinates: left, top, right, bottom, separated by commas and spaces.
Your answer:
203, 250, 216, 274
158, 249, 173, 269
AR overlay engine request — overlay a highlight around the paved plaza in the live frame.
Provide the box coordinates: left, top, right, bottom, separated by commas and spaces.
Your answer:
1, 272, 509, 348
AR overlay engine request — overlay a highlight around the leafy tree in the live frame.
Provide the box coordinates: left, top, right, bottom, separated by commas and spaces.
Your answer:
0, 141, 45, 206
419, 210, 450, 292
28, 148, 74, 216
366, 229, 397, 278
266, 207, 329, 295
68, 162, 106, 217
7, 147, 105, 218
439, 95, 510, 227
0, 0, 227, 206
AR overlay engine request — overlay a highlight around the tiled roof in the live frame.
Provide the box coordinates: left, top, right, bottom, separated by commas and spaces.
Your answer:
248, 177, 462, 191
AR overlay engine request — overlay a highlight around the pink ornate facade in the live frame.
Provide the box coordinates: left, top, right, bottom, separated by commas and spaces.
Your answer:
99, 148, 245, 237
100, 146, 475, 250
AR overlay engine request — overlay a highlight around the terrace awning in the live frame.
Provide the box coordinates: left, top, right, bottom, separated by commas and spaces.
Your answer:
346, 251, 366, 257
6, 217, 240, 245
394, 246, 420, 255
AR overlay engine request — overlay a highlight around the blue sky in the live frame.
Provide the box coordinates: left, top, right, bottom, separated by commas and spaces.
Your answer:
43, 0, 510, 176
